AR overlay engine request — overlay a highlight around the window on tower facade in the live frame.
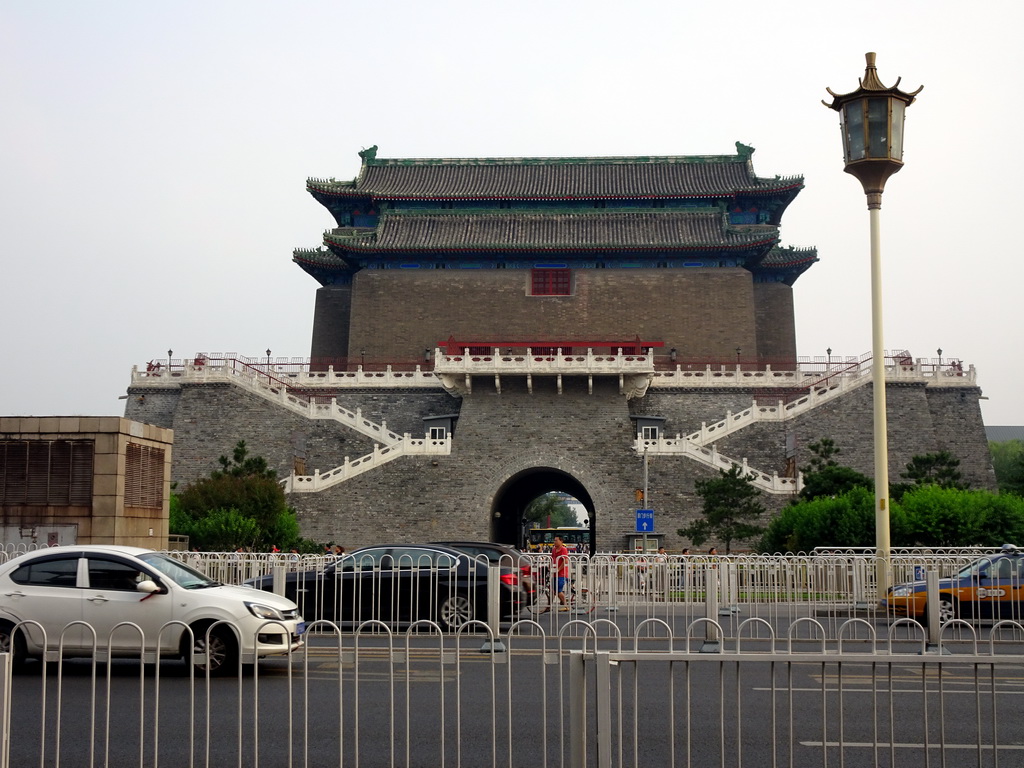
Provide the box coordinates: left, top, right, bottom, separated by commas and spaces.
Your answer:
531, 268, 571, 296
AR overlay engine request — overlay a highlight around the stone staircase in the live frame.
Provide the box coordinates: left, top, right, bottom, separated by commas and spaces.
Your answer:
282, 435, 451, 493
637, 359, 875, 494
154, 361, 453, 490
635, 437, 800, 494
163, 361, 406, 444
683, 365, 872, 447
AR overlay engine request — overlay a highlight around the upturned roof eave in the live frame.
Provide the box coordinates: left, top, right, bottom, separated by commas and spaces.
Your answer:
319, 238, 781, 256
305, 182, 805, 202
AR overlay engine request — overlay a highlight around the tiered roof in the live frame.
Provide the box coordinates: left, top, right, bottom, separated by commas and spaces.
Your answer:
295, 144, 816, 285
307, 149, 804, 202
323, 211, 779, 253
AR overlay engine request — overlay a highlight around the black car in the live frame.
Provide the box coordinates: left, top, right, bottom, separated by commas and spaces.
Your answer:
429, 541, 538, 599
245, 544, 525, 631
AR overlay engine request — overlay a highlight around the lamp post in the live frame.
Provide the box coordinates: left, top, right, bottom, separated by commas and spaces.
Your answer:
826, 53, 921, 594
167, 349, 172, 369
937, 347, 943, 367
266, 348, 272, 367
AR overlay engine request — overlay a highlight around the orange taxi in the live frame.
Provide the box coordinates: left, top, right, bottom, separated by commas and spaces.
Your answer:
879, 544, 1023, 625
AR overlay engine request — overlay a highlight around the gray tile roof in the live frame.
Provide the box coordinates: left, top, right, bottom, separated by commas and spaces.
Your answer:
323, 211, 779, 252
986, 426, 1024, 442
308, 152, 803, 201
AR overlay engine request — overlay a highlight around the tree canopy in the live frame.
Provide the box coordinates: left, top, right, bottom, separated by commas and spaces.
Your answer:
757, 440, 1021, 552
797, 438, 873, 501
678, 464, 766, 553
171, 441, 303, 552
991, 440, 1024, 495
523, 493, 579, 528
758, 485, 1024, 553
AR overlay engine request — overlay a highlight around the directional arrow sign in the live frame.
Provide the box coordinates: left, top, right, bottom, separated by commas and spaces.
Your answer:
636, 509, 655, 533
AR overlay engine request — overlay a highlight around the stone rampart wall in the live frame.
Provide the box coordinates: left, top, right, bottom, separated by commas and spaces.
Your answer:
135, 377, 995, 551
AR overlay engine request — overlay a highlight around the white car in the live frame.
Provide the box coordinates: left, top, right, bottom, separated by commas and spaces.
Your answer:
0, 545, 304, 675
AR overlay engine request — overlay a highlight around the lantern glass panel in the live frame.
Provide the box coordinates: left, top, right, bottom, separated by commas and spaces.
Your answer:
890, 99, 905, 160
868, 97, 889, 158
843, 101, 866, 162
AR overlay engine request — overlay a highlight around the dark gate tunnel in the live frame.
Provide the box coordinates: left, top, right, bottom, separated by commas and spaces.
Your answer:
490, 468, 595, 549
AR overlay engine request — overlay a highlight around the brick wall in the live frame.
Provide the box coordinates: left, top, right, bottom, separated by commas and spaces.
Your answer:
341, 268, 764, 362
752, 282, 796, 365
152, 378, 996, 552
310, 284, 352, 362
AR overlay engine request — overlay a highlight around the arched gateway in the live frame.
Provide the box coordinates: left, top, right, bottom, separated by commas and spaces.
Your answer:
490, 467, 596, 550
124, 145, 995, 550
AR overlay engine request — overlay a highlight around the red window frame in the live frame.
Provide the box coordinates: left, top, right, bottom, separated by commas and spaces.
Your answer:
531, 269, 571, 296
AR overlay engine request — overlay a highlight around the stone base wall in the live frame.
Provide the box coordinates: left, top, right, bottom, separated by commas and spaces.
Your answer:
135, 377, 996, 552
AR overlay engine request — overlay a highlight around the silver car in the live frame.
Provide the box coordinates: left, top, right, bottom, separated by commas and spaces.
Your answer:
0, 545, 304, 675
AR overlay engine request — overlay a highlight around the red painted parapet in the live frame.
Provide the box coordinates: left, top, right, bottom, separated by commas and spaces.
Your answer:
437, 336, 665, 355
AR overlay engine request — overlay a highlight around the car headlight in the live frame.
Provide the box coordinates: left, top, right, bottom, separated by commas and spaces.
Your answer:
891, 586, 914, 598
245, 602, 286, 621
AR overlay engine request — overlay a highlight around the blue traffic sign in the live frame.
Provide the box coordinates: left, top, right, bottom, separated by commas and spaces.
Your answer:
636, 509, 655, 532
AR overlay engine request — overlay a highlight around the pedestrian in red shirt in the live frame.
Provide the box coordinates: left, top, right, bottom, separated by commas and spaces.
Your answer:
551, 535, 570, 611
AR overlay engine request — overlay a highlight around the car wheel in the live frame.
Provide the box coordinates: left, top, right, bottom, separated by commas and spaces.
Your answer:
936, 597, 957, 625
191, 624, 238, 676
439, 593, 474, 630
0, 621, 28, 672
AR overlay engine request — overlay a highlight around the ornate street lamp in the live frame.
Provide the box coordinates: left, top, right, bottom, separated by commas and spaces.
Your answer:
167, 349, 173, 369
825, 53, 921, 593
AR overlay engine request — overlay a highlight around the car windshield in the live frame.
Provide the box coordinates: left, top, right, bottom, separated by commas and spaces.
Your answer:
139, 553, 219, 589
956, 557, 994, 579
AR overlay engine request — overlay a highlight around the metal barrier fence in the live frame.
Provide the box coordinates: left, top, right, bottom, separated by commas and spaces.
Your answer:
2, 617, 1023, 768
161, 550, 1020, 642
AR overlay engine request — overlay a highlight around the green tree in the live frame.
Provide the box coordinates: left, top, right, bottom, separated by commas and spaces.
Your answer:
990, 440, 1024, 495
801, 438, 842, 473
523, 493, 578, 528
797, 439, 872, 501
759, 484, 1024, 553
900, 450, 968, 490
173, 441, 301, 551
897, 485, 1024, 547
678, 465, 766, 553
758, 486, 880, 553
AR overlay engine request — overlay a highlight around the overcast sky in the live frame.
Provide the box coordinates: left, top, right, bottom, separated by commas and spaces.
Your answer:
2, 1, 1021, 426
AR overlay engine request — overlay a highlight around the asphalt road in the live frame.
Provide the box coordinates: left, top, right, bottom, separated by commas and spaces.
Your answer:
6, 611, 1024, 767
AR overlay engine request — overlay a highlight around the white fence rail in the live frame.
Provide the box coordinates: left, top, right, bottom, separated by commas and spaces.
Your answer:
2, 617, 1022, 768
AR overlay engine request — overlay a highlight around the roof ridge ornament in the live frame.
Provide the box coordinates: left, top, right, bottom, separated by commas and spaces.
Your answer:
358, 145, 379, 162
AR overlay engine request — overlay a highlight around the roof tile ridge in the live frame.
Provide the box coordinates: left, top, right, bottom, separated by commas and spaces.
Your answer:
361, 152, 756, 167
